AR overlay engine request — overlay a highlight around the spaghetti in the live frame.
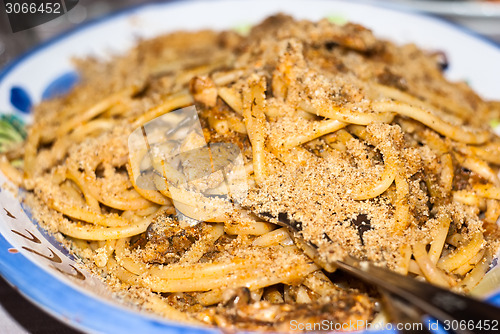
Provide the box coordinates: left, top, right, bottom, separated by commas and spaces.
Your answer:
3, 15, 500, 330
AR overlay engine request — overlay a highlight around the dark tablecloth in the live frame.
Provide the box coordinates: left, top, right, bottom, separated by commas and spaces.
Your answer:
0, 276, 81, 334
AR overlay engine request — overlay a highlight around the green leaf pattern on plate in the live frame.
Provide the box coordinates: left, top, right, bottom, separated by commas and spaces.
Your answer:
327, 13, 347, 25
490, 119, 500, 129
0, 114, 27, 154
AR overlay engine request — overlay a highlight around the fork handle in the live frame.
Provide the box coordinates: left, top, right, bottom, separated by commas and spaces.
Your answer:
380, 290, 434, 334
336, 259, 500, 334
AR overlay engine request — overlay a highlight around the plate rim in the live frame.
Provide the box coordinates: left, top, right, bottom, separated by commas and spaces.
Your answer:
0, 232, 220, 334
1, 0, 500, 84
375, 0, 500, 18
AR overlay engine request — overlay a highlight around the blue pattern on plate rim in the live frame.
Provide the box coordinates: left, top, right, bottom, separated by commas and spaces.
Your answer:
41, 71, 79, 100
0, 1, 499, 333
10, 86, 32, 113
8, 71, 79, 115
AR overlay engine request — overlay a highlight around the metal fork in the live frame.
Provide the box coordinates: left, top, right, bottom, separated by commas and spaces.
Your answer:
249, 208, 500, 334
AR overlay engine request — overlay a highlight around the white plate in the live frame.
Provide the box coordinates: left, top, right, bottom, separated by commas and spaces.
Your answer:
369, 0, 500, 38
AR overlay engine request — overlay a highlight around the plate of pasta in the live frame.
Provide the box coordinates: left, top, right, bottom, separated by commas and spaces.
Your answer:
1, 0, 500, 333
